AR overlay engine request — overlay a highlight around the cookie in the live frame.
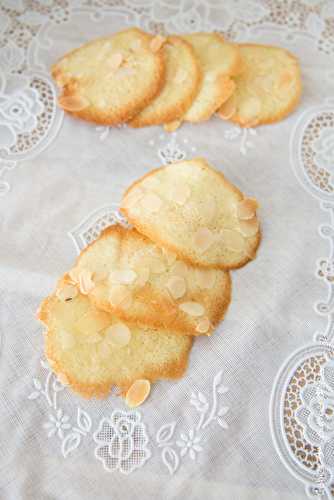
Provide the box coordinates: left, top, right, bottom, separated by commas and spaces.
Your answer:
72, 225, 231, 336
129, 35, 201, 127
182, 33, 240, 123
38, 277, 193, 399
52, 28, 165, 125
121, 158, 260, 269
218, 43, 301, 127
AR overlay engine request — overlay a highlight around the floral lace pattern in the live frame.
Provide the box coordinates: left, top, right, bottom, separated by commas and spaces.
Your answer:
270, 99, 334, 498
94, 410, 151, 474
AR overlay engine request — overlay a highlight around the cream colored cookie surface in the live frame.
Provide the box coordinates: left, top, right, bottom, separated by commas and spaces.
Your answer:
121, 158, 261, 269
218, 43, 301, 127
52, 28, 165, 125
72, 225, 231, 336
182, 33, 239, 123
129, 35, 201, 127
38, 277, 192, 399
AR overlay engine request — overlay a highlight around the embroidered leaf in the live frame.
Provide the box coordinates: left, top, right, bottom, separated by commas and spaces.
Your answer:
189, 448, 196, 460
162, 447, 179, 475
218, 407, 229, 416
198, 392, 207, 404
156, 422, 176, 445
324, 438, 334, 466
305, 13, 325, 37
217, 385, 229, 394
77, 408, 92, 433
213, 370, 223, 387
52, 378, 65, 392
28, 391, 40, 400
33, 378, 42, 390
217, 417, 228, 430
40, 359, 49, 369
233, 1, 269, 22
61, 432, 81, 458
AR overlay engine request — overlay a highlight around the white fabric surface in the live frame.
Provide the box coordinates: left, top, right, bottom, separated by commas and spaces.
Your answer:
1, 1, 334, 499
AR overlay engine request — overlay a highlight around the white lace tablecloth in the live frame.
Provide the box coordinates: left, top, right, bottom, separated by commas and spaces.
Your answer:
1, 1, 334, 499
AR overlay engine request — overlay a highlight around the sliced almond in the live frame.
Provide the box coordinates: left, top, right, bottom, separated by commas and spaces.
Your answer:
220, 229, 245, 251
162, 248, 177, 266
93, 269, 109, 283
58, 329, 75, 350
68, 267, 81, 284
195, 268, 216, 290
109, 269, 137, 285
166, 275, 186, 299
149, 257, 166, 274
164, 120, 181, 132
219, 94, 236, 120
179, 301, 205, 317
196, 317, 211, 334
194, 227, 215, 254
109, 285, 133, 309
58, 95, 90, 112
79, 270, 95, 295
56, 284, 78, 302
136, 266, 150, 286
108, 52, 123, 71
174, 68, 187, 84
150, 35, 166, 53
239, 217, 259, 237
57, 373, 70, 386
105, 323, 131, 347
140, 192, 162, 213
171, 184, 191, 206
201, 198, 216, 221
126, 379, 151, 408
237, 198, 258, 220
130, 39, 142, 52
171, 260, 188, 277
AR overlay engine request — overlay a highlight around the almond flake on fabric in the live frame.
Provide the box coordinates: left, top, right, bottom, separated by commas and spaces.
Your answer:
125, 379, 151, 408
109, 269, 137, 285
196, 317, 211, 333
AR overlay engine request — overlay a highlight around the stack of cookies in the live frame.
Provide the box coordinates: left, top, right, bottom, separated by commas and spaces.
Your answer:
52, 27, 301, 130
38, 158, 261, 407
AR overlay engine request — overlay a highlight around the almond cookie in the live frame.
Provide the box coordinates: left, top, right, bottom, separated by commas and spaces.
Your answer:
218, 43, 301, 127
72, 225, 231, 336
129, 35, 201, 127
52, 28, 165, 125
121, 158, 261, 269
38, 277, 193, 400
182, 33, 240, 123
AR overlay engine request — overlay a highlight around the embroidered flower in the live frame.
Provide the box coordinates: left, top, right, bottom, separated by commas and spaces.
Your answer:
43, 409, 71, 439
176, 429, 202, 460
224, 126, 241, 141
94, 410, 151, 474
0, 74, 44, 150
313, 128, 334, 171
296, 359, 334, 447
317, 259, 334, 282
158, 141, 186, 165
